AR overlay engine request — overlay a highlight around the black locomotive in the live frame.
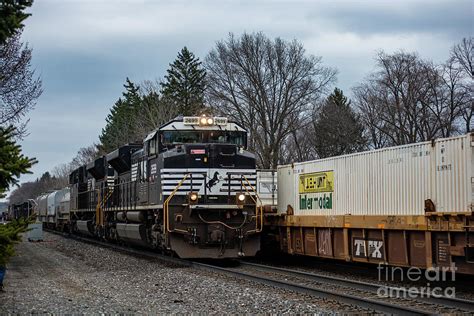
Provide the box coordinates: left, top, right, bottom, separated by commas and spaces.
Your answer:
69, 116, 262, 258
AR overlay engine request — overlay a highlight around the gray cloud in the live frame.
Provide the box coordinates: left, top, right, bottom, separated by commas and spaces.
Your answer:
3, 0, 470, 199
306, 0, 472, 38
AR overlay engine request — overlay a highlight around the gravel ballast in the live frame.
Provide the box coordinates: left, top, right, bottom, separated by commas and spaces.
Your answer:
0, 232, 335, 314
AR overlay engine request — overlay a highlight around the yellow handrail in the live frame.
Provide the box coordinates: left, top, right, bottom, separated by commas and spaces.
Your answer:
95, 187, 114, 228
241, 175, 264, 233
163, 173, 190, 234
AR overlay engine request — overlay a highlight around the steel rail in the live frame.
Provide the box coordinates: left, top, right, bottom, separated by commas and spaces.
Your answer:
238, 261, 474, 313
46, 231, 429, 315
191, 261, 428, 315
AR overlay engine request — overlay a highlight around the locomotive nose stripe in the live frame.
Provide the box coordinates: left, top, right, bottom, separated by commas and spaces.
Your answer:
160, 169, 257, 196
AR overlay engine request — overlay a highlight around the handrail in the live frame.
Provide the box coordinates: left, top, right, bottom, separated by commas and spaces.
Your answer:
163, 173, 190, 234
95, 187, 113, 228
241, 174, 264, 233
95, 189, 102, 227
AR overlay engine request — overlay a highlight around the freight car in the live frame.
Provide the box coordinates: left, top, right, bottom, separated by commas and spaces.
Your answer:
36, 189, 70, 230
265, 133, 474, 274
8, 200, 35, 220
68, 115, 264, 258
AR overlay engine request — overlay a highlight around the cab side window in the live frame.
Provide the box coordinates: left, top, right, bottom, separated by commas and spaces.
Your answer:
149, 137, 157, 155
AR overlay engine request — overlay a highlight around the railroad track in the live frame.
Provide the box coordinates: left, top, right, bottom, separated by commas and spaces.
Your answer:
45, 231, 473, 314
237, 261, 474, 314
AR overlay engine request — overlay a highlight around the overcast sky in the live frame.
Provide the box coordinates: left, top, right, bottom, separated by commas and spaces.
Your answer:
5, 0, 472, 200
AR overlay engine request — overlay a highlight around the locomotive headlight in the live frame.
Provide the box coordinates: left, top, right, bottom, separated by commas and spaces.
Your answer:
189, 192, 198, 203
207, 118, 214, 125
236, 193, 246, 204
200, 117, 207, 125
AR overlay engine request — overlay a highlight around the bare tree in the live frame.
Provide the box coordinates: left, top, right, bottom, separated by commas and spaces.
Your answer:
51, 163, 75, 187
279, 123, 317, 163
0, 33, 42, 135
353, 50, 469, 148
205, 32, 336, 168
451, 37, 473, 79
461, 88, 474, 132
450, 38, 473, 132
71, 144, 99, 168
353, 83, 390, 148
431, 59, 470, 136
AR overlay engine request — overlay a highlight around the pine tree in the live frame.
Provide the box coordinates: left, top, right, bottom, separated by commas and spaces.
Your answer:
0, 0, 33, 44
0, 125, 36, 198
161, 47, 206, 115
99, 78, 142, 153
312, 88, 367, 158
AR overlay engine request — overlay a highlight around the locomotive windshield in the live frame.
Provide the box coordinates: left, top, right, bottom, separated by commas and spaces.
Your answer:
162, 131, 204, 144
208, 131, 246, 146
160, 130, 247, 149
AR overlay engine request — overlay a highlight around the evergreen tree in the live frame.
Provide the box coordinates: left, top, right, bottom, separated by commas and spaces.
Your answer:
312, 88, 367, 158
99, 78, 142, 153
0, 0, 33, 44
161, 47, 206, 115
0, 125, 36, 198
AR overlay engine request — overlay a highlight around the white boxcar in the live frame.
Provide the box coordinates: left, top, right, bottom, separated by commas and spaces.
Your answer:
278, 133, 474, 216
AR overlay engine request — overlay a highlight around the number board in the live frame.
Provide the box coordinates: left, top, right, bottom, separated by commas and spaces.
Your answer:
183, 117, 200, 125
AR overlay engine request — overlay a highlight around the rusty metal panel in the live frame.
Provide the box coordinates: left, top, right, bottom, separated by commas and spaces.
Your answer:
291, 228, 304, 254
303, 228, 317, 255
387, 231, 408, 266
279, 226, 289, 253
317, 228, 333, 257
409, 231, 427, 267
333, 229, 345, 259
277, 133, 473, 216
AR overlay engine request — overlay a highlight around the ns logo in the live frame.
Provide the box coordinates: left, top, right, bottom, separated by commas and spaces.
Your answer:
206, 171, 221, 192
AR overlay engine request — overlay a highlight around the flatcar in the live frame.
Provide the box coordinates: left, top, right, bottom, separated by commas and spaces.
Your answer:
265, 133, 474, 275
68, 115, 263, 258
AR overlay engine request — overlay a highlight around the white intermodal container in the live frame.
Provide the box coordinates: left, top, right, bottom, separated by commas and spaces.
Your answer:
277, 133, 474, 216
